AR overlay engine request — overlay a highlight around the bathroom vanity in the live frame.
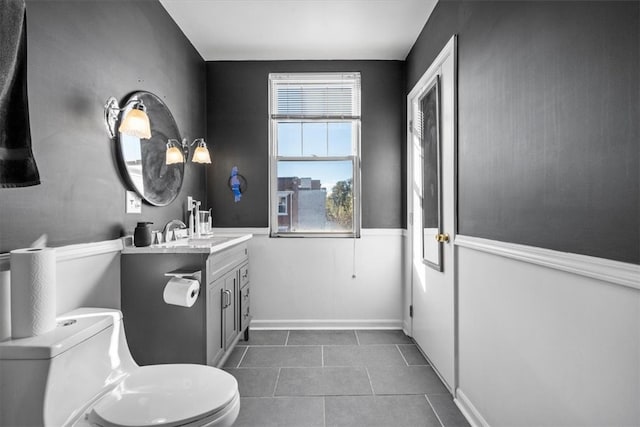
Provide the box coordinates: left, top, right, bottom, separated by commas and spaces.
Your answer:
120, 234, 252, 367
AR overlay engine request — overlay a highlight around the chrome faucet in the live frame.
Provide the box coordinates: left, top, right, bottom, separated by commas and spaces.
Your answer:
163, 219, 187, 241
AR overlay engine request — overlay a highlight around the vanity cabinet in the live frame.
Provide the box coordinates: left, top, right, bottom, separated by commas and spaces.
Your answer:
206, 243, 247, 361
121, 236, 251, 367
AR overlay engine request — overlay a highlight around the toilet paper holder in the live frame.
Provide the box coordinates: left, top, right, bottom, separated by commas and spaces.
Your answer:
163, 269, 201, 307
164, 269, 201, 282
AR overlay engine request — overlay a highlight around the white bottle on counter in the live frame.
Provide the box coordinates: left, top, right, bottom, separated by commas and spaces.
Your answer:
188, 209, 194, 237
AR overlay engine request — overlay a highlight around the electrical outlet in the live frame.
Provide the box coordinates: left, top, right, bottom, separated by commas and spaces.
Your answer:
126, 191, 142, 214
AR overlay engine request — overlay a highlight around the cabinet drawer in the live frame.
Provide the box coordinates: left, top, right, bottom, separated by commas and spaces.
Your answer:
207, 244, 248, 283
241, 302, 251, 331
241, 284, 250, 302
239, 264, 249, 287
240, 284, 251, 331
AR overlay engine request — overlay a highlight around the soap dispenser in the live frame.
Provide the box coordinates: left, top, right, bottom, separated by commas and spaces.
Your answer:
134, 222, 153, 247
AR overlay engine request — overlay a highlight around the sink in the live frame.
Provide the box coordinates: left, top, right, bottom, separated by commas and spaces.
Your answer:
151, 235, 234, 248
187, 236, 233, 246
153, 239, 190, 248
124, 233, 252, 254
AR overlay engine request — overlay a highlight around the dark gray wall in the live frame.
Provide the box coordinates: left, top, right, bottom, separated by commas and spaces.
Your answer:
0, 0, 206, 253
407, 0, 639, 264
206, 61, 405, 229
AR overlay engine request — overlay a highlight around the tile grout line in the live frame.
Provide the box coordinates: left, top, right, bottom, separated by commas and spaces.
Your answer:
396, 344, 410, 367
364, 366, 376, 396
424, 394, 446, 427
322, 396, 327, 427
272, 367, 282, 397
236, 346, 249, 368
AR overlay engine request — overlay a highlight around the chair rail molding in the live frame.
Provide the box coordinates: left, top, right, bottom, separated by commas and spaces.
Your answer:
0, 239, 123, 271
455, 235, 640, 290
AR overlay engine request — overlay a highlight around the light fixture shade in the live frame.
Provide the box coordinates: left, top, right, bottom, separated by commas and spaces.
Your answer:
165, 141, 185, 165
192, 140, 212, 164
119, 106, 151, 139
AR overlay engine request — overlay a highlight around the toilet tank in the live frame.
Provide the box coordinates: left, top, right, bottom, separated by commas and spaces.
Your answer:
0, 308, 138, 427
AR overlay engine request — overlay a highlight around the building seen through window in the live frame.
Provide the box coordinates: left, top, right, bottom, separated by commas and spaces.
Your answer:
277, 175, 353, 233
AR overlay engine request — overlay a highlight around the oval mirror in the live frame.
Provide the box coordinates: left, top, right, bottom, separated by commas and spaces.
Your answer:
117, 91, 184, 206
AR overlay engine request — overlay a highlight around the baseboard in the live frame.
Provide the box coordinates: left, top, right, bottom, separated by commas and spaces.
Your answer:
402, 319, 411, 337
251, 318, 404, 330
455, 388, 490, 427
455, 235, 640, 290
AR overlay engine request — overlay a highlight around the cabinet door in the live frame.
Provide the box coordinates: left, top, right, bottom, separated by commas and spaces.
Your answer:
206, 279, 224, 365
223, 271, 238, 350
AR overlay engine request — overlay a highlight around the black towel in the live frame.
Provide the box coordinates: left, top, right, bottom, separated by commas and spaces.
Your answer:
0, 0, 40, 188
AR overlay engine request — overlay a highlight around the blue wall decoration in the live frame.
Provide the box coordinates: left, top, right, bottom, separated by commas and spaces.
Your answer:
228, 166, 247, 202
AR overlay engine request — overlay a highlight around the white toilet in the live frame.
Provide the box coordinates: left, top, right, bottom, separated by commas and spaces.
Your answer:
0, 308, 240, 427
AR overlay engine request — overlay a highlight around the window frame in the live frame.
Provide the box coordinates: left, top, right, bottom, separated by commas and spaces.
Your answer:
268, 72, 362, 238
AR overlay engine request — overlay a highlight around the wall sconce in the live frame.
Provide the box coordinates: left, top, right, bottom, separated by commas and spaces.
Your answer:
104, 97, 152, 139
166, 138, 212, 165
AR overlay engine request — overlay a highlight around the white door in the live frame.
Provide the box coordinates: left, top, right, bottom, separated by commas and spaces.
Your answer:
408, 36, 457, 392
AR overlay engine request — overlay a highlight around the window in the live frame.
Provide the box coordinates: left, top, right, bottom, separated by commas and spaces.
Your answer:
278, 195, 289, 215
269, 72, 361, 237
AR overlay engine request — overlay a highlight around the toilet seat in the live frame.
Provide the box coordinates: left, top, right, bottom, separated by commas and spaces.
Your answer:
88, 364, 238, 427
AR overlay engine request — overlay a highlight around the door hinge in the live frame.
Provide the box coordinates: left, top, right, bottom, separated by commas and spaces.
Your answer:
409, 305, 413, 318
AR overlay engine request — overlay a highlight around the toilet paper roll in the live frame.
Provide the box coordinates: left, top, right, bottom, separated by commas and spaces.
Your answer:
163, 277, 200, 307
10, 247, 57, 338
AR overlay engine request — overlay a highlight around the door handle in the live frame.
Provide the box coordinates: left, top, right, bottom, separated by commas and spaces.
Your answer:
435, 233, 450, 243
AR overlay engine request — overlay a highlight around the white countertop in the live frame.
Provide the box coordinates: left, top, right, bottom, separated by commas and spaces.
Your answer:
121, 233, 252, 255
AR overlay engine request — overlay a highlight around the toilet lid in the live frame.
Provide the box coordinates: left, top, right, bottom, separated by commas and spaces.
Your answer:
89, 364, 238, 427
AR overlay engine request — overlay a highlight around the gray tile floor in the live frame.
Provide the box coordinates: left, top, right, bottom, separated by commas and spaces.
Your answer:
224, 330, 470, 427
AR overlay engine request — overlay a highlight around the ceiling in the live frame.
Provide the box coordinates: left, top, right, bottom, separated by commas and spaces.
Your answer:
158, 0, 437, 61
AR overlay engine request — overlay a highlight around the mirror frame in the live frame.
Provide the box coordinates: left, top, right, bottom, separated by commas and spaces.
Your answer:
117, 91, 184, 206
421, 75, 443, 271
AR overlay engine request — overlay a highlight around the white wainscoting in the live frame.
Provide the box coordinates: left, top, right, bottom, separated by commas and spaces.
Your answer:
1, 231, 405, 338
230, 228, 405, 329
453, 235, 640, 427
0, 239, 122, 341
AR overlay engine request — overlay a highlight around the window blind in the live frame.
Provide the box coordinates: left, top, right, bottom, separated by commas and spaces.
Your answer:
270, 73, 361, 119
